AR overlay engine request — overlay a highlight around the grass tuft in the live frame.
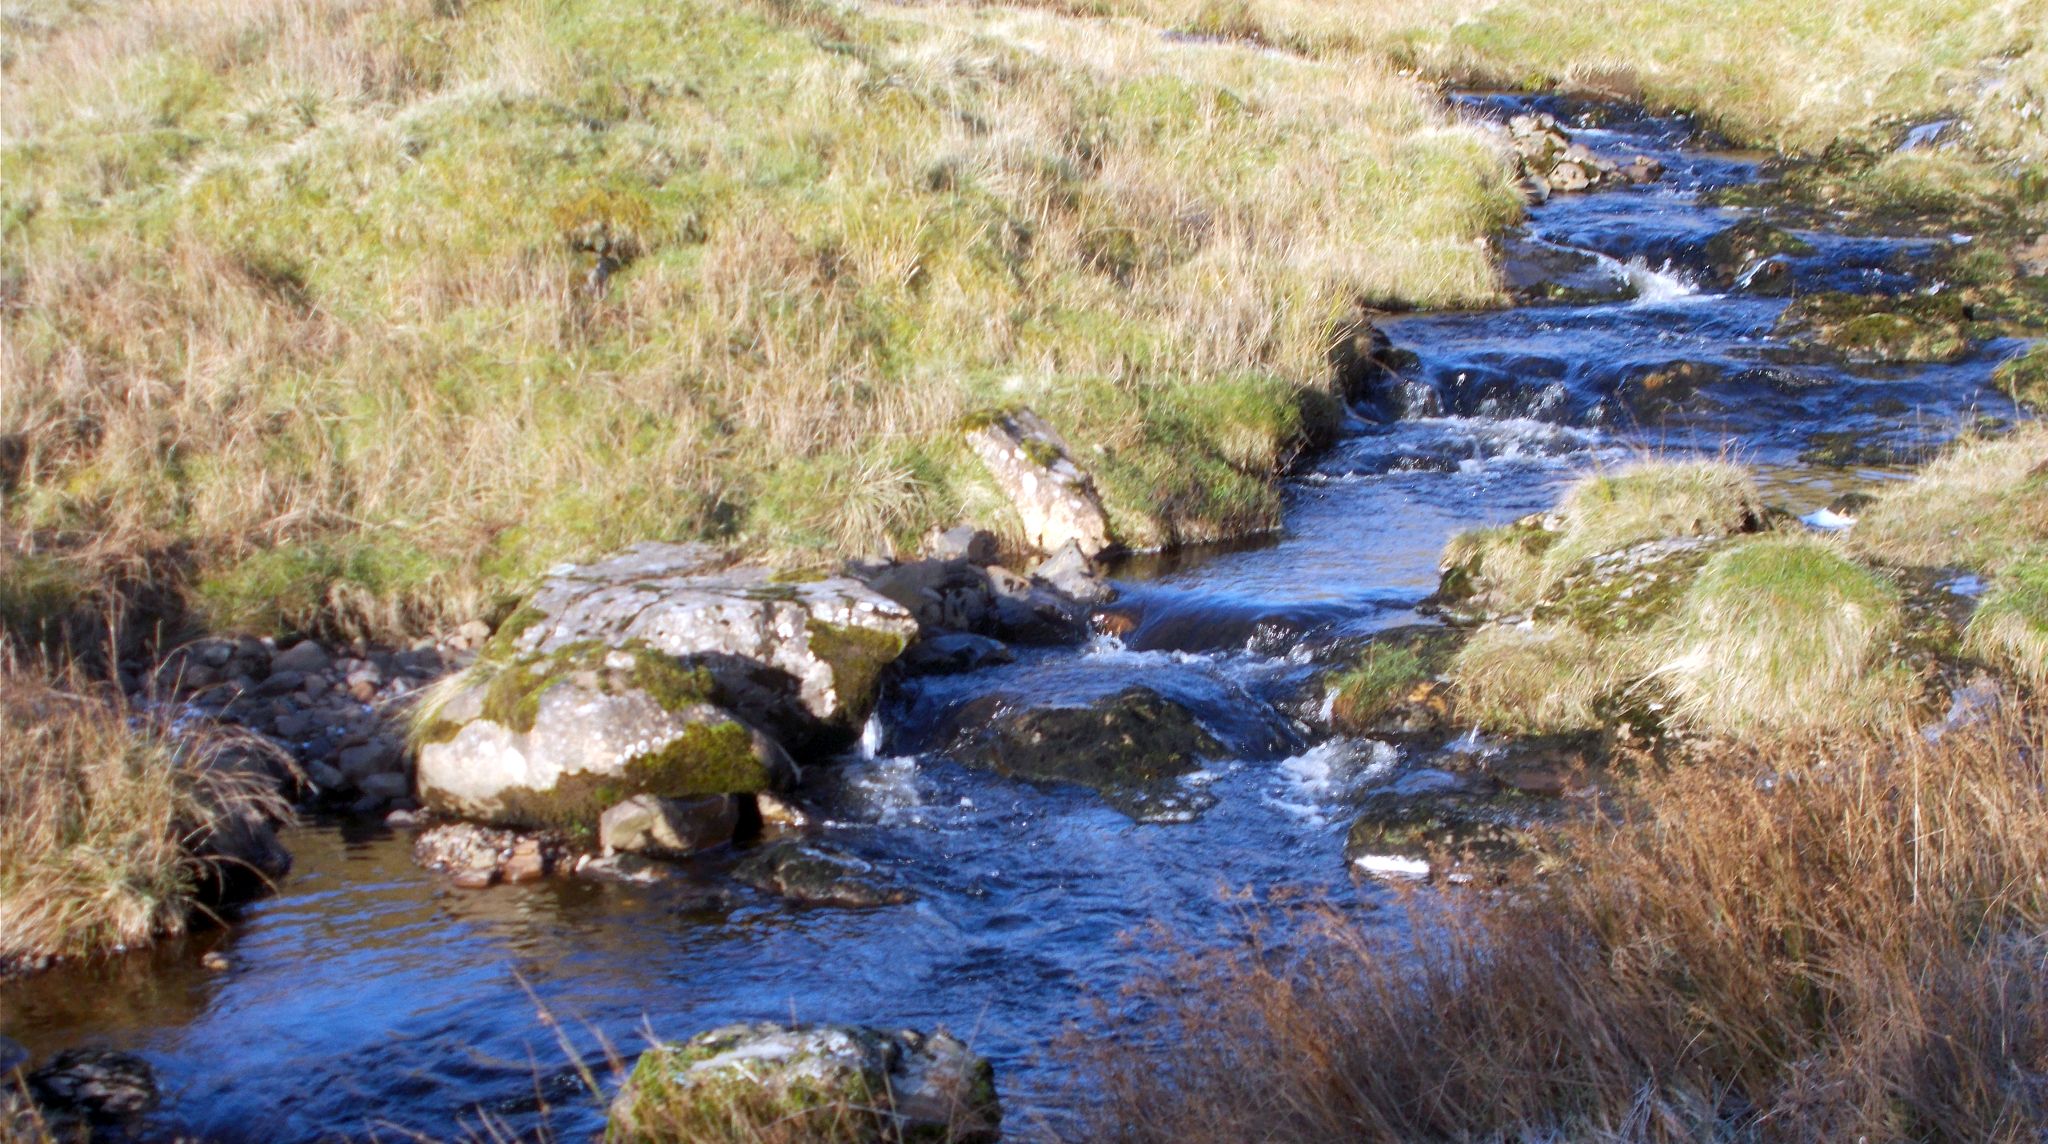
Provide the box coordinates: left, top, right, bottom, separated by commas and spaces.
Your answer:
0, 658, 293, 969
1447, 622, 1614, 734
1966, 553, 2048, 689
1644, 534, 1915, 734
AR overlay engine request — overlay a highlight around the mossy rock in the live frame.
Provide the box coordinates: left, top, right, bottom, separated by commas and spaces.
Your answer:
414, 640, 793, 831
1704, 217, 1813, 283
1776, 291, 1974, 363
944, 686, 1225, 821
610, 1024, 999, 1144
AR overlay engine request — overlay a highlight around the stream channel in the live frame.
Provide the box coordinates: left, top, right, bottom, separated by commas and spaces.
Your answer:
1, 91, 2028, 1142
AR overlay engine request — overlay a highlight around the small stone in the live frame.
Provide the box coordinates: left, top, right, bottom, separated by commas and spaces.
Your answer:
451, 868, 496, 890
384, 808, 423, 828
304, 759, 347, 794
753, 791, 811, 831
358, 772, 411, 804
201, 951, 231, 972
337, 740, 399, 781
501, 838, 548, 883
1032, 539, 1117, 604
921, 525, 1000, 566
272, 639, 331, 675
600, 794, 738, 858
457, 619, 492, 646
1547, 160, 1592, 193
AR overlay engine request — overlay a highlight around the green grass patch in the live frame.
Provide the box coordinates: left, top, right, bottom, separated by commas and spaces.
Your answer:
1644, 535, 1915, 734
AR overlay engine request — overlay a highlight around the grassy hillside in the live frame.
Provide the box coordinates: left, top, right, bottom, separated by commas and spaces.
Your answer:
0, 0, 1515, 641
1053, 0, 2048, 217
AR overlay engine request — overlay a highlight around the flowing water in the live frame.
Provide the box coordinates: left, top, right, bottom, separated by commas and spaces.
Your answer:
1, 93, 2026, 1142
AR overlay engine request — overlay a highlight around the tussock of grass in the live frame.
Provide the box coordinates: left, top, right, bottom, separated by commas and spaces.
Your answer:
1446, 622, 1613, 734
1645, 534, 1914, 734
1325, 643, 1426, 731
1544, 459, 1762, 577
0, 0, 1517, 640
0, 661, 291, 967
1853, 423, 2048, 575
1083, 705, 2048, 1142
1443, 459, 1761, 615
1966, 554, 2048, 689
1999, 345, 2048, 412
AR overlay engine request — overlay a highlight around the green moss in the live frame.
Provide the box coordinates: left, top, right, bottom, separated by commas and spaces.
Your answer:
625, 650, 719, 714
482, 603, 548, 662
478, 657, 563, 735
1019, 437, 1065, 469
491, 720, 772, 831
614, 1040, 880, 1144
804, 619, 907, 725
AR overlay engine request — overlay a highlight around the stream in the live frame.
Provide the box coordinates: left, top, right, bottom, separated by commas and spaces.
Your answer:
0, 92, 2025, 1143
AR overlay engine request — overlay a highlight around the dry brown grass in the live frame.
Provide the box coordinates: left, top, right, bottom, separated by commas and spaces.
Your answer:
0, 656, 293, 969
1081, 703, 2048, 1142
1852, 423, 2048, 574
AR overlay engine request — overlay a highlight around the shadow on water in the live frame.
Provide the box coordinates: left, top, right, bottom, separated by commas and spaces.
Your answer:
0, 91, 2027, 1142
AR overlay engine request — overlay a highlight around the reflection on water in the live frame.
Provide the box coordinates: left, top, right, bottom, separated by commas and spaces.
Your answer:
0, 91, 2022, 1142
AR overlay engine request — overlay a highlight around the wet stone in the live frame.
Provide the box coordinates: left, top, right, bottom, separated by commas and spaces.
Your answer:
610, 1023, 998, 1144
732, 839, 912, 908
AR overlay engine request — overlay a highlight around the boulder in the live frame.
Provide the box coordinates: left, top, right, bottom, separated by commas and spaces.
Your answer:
415, 652, 797, 828
944, 686, 1226, 821
600, 794, 738, 858
609, 1023, 998, 1144
964, 409, 1112, 558
416, 542, 918, 826
732, 839, 911, 908
1032, 540, 1118, 605
488, 542, 918, 743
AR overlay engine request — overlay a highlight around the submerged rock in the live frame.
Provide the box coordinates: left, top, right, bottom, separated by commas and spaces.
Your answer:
732, 840, 912, 908
10, 1048, 158, 1137
1775, 291, 1975, 363
609, 1023, 998, 1144
964, 408, 1112, 558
